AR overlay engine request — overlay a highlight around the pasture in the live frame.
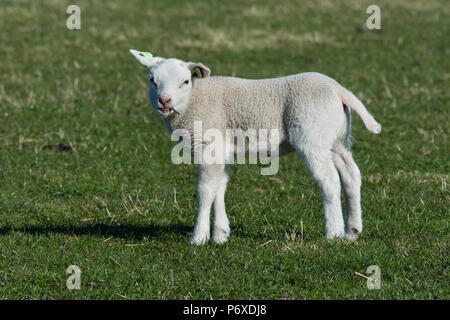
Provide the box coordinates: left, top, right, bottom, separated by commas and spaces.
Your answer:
0, 0, 448, 299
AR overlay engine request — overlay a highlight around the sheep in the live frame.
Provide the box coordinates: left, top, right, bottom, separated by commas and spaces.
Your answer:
129, 49, 381, 245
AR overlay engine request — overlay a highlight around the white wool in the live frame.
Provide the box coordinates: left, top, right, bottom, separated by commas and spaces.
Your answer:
130, 49, 381, 245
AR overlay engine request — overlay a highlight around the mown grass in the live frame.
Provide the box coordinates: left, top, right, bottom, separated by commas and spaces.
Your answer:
0, 0, 448, 299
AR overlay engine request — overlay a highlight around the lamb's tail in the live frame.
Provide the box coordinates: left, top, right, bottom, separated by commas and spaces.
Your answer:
336, 84, 381, 134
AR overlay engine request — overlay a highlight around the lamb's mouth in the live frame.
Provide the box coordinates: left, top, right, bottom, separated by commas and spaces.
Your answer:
158, 106, 179, 115
158, 107, 170, 114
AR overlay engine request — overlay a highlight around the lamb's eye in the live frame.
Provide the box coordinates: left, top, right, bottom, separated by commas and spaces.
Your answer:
179, 79, 189, 88
148, 76, 156, 85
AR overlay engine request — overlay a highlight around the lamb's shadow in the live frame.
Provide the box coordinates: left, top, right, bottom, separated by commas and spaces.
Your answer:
0, 222, 193, 241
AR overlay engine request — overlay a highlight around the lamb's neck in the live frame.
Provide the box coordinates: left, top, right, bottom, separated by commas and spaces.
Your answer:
163, 112, 182, 133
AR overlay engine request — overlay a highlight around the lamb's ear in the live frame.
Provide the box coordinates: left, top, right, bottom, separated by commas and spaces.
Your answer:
187, 62, 211, 78
129, 49, 163, 70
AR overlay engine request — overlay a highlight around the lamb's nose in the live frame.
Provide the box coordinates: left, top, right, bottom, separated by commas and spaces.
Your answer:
159, 97, 172, 107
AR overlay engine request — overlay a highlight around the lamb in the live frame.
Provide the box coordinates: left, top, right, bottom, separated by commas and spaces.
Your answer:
129, 49, 381, 245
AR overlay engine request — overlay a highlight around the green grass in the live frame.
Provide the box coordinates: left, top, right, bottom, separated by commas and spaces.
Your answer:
0, 0, 448, 299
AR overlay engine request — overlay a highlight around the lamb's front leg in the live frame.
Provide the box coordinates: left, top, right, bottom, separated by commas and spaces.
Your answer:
189, 164, 224, 245
212, 165, 230, 244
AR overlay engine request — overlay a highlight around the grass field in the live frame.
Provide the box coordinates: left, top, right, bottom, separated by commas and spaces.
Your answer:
0, 0, 448, 299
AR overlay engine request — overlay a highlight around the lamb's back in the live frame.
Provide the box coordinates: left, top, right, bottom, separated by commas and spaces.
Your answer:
179, 72, 337, 135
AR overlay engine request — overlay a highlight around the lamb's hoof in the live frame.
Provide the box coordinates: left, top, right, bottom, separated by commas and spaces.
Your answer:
345, 228, 361, 241
212, 228, 230, 244
325, 230, 345, 240
189, 232, 210, 246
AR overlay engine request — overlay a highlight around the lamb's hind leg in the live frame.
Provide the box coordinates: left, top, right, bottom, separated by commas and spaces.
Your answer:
332, 144, 362, 240
298, 147, 345, 238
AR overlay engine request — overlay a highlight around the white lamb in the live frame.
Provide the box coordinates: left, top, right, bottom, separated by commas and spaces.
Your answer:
129, 49, 381, 245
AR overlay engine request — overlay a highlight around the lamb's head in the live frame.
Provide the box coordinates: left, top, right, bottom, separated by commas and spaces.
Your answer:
129, 49, 210, 118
